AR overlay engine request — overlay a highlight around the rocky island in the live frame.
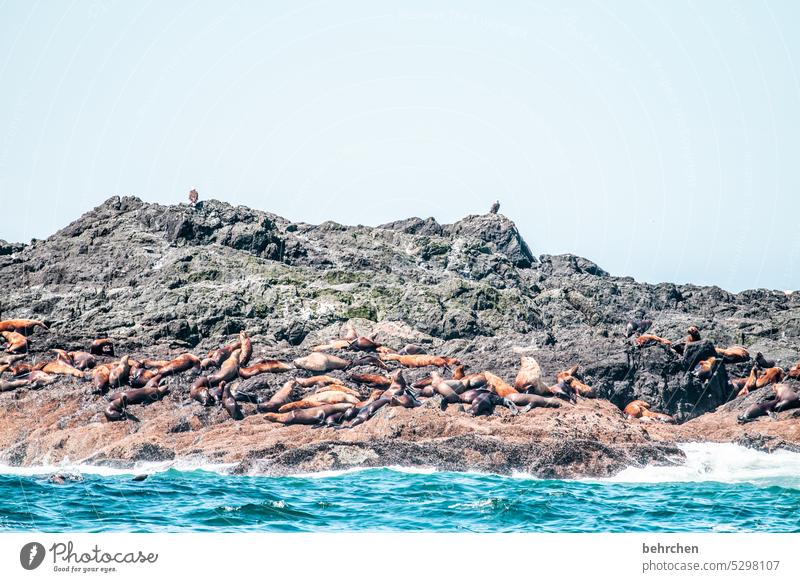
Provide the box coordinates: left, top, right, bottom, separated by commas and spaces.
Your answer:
1, 196, 799, 478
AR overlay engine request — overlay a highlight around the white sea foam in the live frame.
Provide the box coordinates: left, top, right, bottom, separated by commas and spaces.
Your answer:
0, 459, 236, 477
601, 442, 800, 489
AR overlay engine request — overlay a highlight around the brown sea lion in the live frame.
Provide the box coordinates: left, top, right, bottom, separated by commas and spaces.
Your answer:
293, 352, 350, 373
0, 319, 48, 334
207, 350, 241, 386
238, 331, 252, 366
397, 344, 427, 355
514, 356, 546, 393
623, 400, 675, 423
311, 339, 351, 351
204, 340, 242, 369
339, 398, 390, 428
92, 365, 111, 394
380, 354, 460, 369
686, 326, 701, 342
28, 370, 57, 388
342, 321, 358, 341
786, 362, 800, 379
239, 360, 293, 378
264, 403, 356, 426
429, 372, 463, 409
504, 393, 561, 411
756, 367, 785, 388
736, 366, 759, 397
68, 351, 97, 370
483, 371, 518, 398
42, 360, 86, 379
140, 358, 170, 369
1, 331, 28, 353
109, 383, 169, 406
190, 376, 215, 406
349, 373, 391, 388
738, 383, 800, 423
635, 334, 672, 348
278, 391, 361, 412
559, 375, 596, 398
349, 355, 389, 370
348, 336, 381, 352
108, 356, 131, 387
221, 382, 244, 420
104, 395, 128, 422
0, 353, 25, 366
715, 346, 750, 364
692, 357, 718, 382
465, 392, 519, 416
155, 353, 200, 377
89, 338, 115, 357
314, 384, 361, 398
256, 379, 297, 413
129, 367, 158, 388
296, 375, 343, 388
0, 378, 28, 392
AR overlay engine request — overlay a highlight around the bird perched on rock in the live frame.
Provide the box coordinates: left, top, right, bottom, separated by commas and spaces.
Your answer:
188, 188, 199, 206
489, 200, 500, 214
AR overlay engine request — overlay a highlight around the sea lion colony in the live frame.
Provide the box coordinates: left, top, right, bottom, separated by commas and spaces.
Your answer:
1, 317, 799, 428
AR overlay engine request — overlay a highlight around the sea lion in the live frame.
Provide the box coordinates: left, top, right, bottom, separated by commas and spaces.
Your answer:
635, 334, 672, 348
256, 380, 297, 413
278, 391, 361, 412
203, 340, 242, 369
489, 200, 500, 214
429, 372, 463, 409
28, 370, 57, 388
397, 344, 427, 355
129, 367, 158, 388
311, 339, 351, 351
623, 400, 675, 423
293, 352, 350, 373
380, 354, 460, 369
686, 326, 701, 342
264, 403, 355, 426
349, 355, 389, 370
625, 319, 653, 338
465, 392, 518, 416
190, 376, 215, 406
314, 384, 361, 398
559, 375, 596, 398
514, 356, 546, 393
91, 365, 111, 394
738, 383, 800, 423
349, 373, 391, 388
692, 357, 718, 382
238, 331, 252, 366
1, 331, 28, 353
504, 393, 561, 411
348, 336, 381, 352
155, 353, 200, 377
296, 375, 343, 388
207, 350, 241, 386
104, 395, 128, 422
108, 355, 131, 387
68, 351, 97, 370
0, 353, 25, 366
756, 367, 785, 388
715, 346, 750, 364
140, 358, 170, 369
221, 382, 244, 420
736, 366, 759, 397
239, 360, 293, 378
109, 383, 169, 406
340, 398, 389, 428
42, 360, 86, 379
89, 338, 115, 356
0, 378, 27, 392
756, 352, 777, 369
0, 319, 48, 334
483, 371, 518, 398
342, 321, 358, 341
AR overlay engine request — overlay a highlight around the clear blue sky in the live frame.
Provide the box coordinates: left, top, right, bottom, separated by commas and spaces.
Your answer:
1, 1, 798, 292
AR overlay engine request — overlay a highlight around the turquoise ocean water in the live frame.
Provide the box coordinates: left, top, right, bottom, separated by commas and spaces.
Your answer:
1, 444, 799, 532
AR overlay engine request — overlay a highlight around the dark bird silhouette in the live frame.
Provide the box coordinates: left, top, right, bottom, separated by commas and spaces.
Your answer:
489, 200, 500, 214
188, 189, 199, 206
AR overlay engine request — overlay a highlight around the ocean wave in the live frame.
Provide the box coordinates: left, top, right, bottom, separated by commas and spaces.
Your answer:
601, 443, 800, 488
0, 459, 237, 478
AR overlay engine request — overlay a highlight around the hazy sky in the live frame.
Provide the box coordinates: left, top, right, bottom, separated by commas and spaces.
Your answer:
1, 1, 798, 292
